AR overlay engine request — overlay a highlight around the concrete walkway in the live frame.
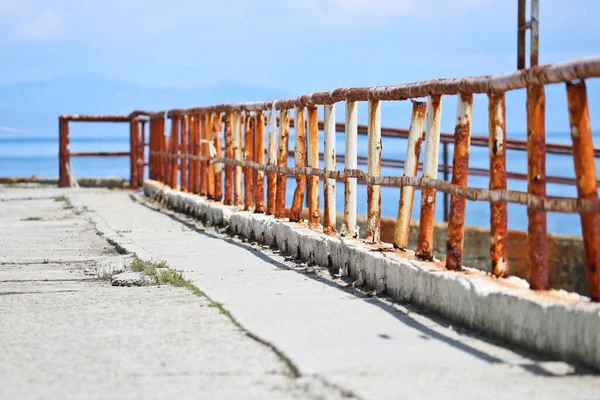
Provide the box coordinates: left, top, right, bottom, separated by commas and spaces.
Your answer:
2, 187, 599, 399
74, 188, 599, 400
0, 186, 344, 400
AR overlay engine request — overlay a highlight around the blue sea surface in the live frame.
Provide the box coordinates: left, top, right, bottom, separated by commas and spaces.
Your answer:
1, 130, 598, 237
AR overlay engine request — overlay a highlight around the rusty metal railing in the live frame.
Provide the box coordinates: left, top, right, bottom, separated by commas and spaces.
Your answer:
65, 56, 600, 301
58, 115, 148, 188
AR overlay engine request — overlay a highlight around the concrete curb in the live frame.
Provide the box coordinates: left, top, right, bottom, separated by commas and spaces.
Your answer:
144, 180, 600, 371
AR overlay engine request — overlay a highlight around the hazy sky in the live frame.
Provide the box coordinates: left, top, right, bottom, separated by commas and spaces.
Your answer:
1, 0, 599, 93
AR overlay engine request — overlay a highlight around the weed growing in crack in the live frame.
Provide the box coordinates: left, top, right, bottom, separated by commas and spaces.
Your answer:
21, 216, 42, 221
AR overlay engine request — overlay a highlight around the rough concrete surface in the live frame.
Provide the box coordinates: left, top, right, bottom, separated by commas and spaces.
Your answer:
0, 186, 345, 400
71, 186, 600, 399
144, 181, 600, 373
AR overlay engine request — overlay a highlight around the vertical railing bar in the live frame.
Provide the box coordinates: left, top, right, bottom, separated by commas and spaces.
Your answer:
180, 116, 188, 191
186, 115, 194, 193
58, 117, 70, 187
160, 116, 167, 184
244, 111, 255, 210
266, 108, 278, 215
527, 84, 548, 290
307, 106, 320, 229
488, 93, 509, 277
233, 111, 243, 206
192, 114, 200, 194
129, 118, 139, 189
213, 113, 223, 201
517, 0, 526, 70
342, 101, 358, 238
416, 95, 443, 260
445, 93, 474, 271
207, 113, 216, 199
442, 141, 449, 222
530, 0, 539, 68
393, 101, 427, 250
366, 100, 382, 243
323, 104, 337, 235
168, 116, 177, 188
254, 111, 265, 212
290, 107, 307, 222
200, 114, 209, 196
566, 80, 600, 301
224, 112, 234, 205
275, 109, 290, 218
138, 120, 145, 187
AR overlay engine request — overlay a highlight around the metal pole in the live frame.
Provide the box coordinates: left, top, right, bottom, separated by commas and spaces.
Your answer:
342, 101, 358, 238
394, 101, 426, 250
416, 95, 443, 260
275, 109, 290, 218
290, 107, 307, 222
323, 104, 336, 235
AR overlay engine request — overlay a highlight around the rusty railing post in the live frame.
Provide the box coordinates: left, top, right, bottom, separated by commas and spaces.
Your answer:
138, 120, 145, 187
180, 116, 188, 191
186, 115, 194, 193
275, 109, 290, 218
566, 80, 600, 301
233, 111, 243, 205
366, 100, 382, 243
149, 118, 155, 180
307, 105, 320, 229
58, 117, 70, 187
191, 115, 200, 194
342, 101, 358, 237
210, 113, 222, 200
224, 112, 234, 204
244, 111, 255, 210
168, 116, 178, 188
488, 93, 508, 277
323, 104, 336, 235
445, 94, 473, 270
206, 114, 215, 198
393, 101, 426, 249
254, 111, 265, 212
159, 115, 167, 184
129, 118, 139, 189
200, 114, 209, 196
527, 84, 547, 290
266, 107, 278, 215
442, 141, 449, 222
416, 95, 442, 260
290, 107, 306, 222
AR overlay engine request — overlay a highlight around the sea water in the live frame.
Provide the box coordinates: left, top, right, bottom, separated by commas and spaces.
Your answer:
1, 130, 598, 237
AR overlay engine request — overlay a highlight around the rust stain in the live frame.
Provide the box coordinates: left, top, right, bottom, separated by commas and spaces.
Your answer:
367, 100, 381, 243
393, 101, 426, 249
487, 93, 508, 277
527, 84, 548, 290
275, 109, 290, 218
180, 116, 188, 191
416, 95, 442, 260
224, 112, 234, 205
254, 111, 265, 212
244, 111, 255, 210
213, 113, 223, 201
290, 107, 307, 222
566, 80, 600, 301
234, 112, 243, 206
446, 93, 473, 271
307, 106, 320, 229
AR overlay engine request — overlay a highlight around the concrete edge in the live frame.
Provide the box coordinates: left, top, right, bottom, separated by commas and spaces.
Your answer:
144, 180, 600, 371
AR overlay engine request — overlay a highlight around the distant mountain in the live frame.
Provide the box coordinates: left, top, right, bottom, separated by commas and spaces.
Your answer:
0, 74, 292, 137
